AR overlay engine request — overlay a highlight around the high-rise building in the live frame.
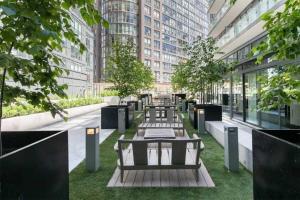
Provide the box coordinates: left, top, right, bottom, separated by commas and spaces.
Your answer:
11, 9, 95, 97
208, 0, 300, 129
99, 0, 208, 93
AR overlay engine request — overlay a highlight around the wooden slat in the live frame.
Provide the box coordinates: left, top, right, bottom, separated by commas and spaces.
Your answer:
143, 170, 152, 187
107, 168, 121, 187
124, 170, 137, 187
169, 169, 179, 187
200, 160, 215, 187
152, 170, 160, 187
160, 169, 169, 187
133, 170, 144, 187
184, 169, 198, 187
177, 169, 188, 187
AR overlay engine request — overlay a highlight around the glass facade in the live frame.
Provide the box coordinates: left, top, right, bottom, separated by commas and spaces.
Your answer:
101, 0, 139, 78
100, 0, 208, 89
142, 0, 208, 84
211, 47, 300, 129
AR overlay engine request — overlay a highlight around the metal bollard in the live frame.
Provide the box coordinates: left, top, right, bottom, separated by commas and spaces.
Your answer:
197, 109, 205, 134
138, 100, 142, 111
149, 108, 156, 123
182, 99, 186, 112
224, 126, 239, 172
86, 127, 100, 172
166, 108, 174, 123
118, 108, 126, 134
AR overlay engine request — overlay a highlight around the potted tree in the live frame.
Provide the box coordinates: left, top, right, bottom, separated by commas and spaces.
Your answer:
101, 40, 153, 129
172, 37, 227, 128
0, 1, 108, 199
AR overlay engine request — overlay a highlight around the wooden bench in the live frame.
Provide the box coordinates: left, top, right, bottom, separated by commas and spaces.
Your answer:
114, 134, 205, 182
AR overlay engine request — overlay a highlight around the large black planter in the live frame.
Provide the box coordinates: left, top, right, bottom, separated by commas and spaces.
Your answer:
0, 130, 69, 200
127, 101, 138, 111
101, 105, 134, 129
139, 94, 152, 104
185, 100, 196, 112
172, 94, 186, 104
252, 129, 300, 200
189, 104, 222, 129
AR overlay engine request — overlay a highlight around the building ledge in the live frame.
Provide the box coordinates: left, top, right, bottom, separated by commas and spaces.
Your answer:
209, 0, 254, 38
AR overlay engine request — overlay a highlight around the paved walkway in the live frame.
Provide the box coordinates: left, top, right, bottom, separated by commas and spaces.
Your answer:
36, 110, 115, 172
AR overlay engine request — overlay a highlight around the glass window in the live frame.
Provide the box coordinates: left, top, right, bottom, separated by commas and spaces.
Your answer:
153, 61, 160, 69
144, 48, 151, 57
153, 10, 160, 19
232, 72, 243, 121
154, 0, 160, 9
245, 71, 259, 125
144, 16, 151, 26
144, 38, 151, 47
153, 50, 160, 59
154, 30, 160, 39
154, 40, 160, 49
154, 20, 160, 29
144, 59, 151, 67
144, 27, 151, 36
144, 5, 151, 15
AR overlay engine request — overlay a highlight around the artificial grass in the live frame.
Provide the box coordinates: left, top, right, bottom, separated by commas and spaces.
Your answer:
69, 112, 253, 200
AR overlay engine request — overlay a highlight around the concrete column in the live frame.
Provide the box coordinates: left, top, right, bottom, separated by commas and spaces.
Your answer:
149, 108, 156, 123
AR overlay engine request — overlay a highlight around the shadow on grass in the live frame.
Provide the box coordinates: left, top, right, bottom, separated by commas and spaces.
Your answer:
70, 112, 253, 200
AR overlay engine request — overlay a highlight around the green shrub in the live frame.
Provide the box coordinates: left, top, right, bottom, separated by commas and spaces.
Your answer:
3, 97, 103, 118
100, 89, 118, 97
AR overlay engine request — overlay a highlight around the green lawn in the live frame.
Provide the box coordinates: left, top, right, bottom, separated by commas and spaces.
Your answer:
70, 113, 253, 200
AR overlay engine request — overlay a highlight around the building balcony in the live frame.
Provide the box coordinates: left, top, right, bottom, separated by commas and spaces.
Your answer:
214, 0, 285, 59
208, 0, 226, 14
209, 0, 254, 38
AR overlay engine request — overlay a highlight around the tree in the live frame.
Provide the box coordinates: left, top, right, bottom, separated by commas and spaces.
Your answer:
0, 0, 108, 156
171, 61, 189, 93
229, 0, 300, 111
174, 37, 227, 103
105, 40, 154, 104
253, 0, 300, 111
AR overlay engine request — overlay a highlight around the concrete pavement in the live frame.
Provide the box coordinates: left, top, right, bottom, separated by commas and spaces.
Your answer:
36, 110, 115, 172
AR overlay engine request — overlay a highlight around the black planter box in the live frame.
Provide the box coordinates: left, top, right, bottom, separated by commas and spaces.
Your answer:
139, 94, 152, 104
101, 105, 134, 129
0, 130, 69, 200
185, 100, 197, 112
189, 104, 222, 129
172, 94, 186, 104
127, 101, 138, 111
252, 129, 300, 200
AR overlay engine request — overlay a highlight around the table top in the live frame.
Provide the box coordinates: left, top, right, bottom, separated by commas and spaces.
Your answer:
144, 128, 176, 139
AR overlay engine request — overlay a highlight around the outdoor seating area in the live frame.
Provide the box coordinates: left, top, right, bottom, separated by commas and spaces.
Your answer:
106, 99, 215, 188
2, 0, 300, 198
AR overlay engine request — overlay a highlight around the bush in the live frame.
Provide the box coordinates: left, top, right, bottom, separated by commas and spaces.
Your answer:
3, 97, 103, 118
100, 89, 118, 97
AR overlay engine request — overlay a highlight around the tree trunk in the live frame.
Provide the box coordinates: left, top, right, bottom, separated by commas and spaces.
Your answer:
0, 68, 7, 156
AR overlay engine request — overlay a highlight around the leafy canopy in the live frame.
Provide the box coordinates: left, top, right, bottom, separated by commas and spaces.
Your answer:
172, 37, 227, 96
258, 67, 300, 111
0, 0, 108, 118
105, 40, 154, 101
251, 0, 300, 109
